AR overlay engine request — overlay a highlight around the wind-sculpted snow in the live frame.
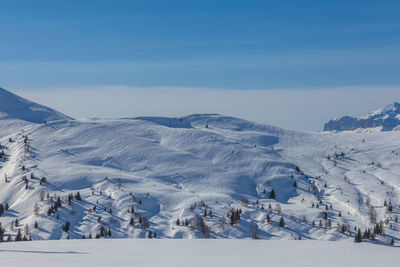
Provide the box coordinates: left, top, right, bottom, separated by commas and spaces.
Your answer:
0, 109, 399, 245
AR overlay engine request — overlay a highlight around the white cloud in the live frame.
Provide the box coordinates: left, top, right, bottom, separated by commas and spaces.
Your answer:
15, 86, 400, 131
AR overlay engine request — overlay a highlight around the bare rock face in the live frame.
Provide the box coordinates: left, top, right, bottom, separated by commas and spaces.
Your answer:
324, 102, 400, 132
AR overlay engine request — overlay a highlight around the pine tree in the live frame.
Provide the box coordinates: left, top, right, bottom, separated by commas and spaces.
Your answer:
68, 194, 73, 205
269, 189, 276, 199
100, 225, 106, 237
129, 217, 134, 226
354, 229, 362, 243
55, 196, 62, 209
15, 230, 22, 241
279, 217, 285, 227
176, 218, 180, 226
293, 181, 297, 187
63, 221, 70, 232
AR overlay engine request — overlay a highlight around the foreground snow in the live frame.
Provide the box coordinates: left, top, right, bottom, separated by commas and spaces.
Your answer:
0, 239, 398, 267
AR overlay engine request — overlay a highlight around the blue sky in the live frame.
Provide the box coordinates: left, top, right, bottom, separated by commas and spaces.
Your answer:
1, 0, 400, 89
1, 1, 400, 130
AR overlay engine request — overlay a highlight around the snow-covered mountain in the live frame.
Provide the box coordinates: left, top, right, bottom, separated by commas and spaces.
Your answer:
324, 102, 400, 132
0, 87, 72, 137
0, 88, 399, 246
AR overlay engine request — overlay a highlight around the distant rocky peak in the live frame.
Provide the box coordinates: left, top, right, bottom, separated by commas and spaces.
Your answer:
323, 102, 400, 132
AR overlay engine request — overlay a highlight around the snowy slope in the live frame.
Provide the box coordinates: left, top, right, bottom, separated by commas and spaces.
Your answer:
0, 112, 399, 245
324, 102, 400, 132
1, 239, 399, 267
0, 87, 72, 137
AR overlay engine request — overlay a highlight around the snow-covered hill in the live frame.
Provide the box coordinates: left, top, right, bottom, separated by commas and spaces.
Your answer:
324, 102, 400, 132
0, 87, 72, 136
0, 88, 398, 246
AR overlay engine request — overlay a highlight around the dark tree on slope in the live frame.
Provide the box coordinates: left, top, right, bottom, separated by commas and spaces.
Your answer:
279, 217, 285, 227
354, 229, 362, 243
198, 217, 210, 238
0, 226, 4, 242
63, 221, 70, 232
140, 217, 149, 228
0, 204, 4, 216
55, 196, 62, 209
387, 202, 393, 212
15, 230, 22, 241
230, 210, 240, 225
68, 194, 73, 205
269, 189, 276, 199
100, 225, 106, 237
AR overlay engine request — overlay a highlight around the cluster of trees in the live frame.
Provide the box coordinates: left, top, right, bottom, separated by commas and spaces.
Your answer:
176, 218, 189, 226
67, 191, 82, 205
228, 209, 241, 225
82, 226, 112, 239
47, 196, 62, 216
197, 216, 210, 238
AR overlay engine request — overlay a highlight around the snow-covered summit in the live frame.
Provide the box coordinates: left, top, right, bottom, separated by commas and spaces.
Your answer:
0, 87, 72, 124
324, 102, 400, 132
0, 87, 73, 137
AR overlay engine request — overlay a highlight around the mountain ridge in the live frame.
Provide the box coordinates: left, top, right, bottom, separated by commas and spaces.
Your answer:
324, 102, 400, 132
